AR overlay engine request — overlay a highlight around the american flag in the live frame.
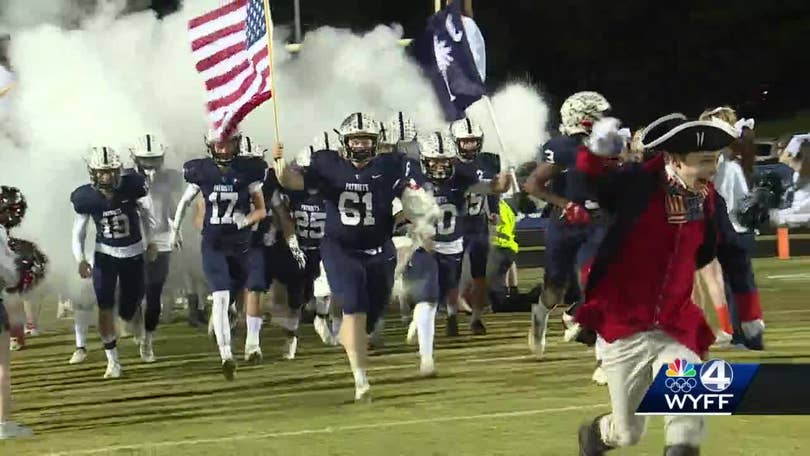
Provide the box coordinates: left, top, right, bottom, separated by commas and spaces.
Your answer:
189, 0, 273, 140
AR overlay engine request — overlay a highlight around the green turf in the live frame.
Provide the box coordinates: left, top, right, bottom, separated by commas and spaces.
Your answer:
3, 258, 810, 455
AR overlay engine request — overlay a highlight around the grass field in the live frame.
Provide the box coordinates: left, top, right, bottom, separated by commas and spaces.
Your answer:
3, 258, 810, 455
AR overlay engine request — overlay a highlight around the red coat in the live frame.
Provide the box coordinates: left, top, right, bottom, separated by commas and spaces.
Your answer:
574, 150, 762, 358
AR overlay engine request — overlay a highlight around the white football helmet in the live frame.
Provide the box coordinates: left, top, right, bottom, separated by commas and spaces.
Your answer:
238, 135, 266, 158
419, 131, 458, 180
450, 117, 484, 162
87, 146, 123, 190
381, 112, 418, 146
559, 91, 611, 136
312, 130, 341, 152
131, 133, 166, 172
205, 128, 242, 165
338, 112, 381, 164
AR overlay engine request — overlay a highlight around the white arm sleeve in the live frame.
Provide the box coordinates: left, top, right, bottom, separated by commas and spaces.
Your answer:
72, 213, 91, 264
248, 181, 263, 195
172, 184, 201, 230
0, 226, 19, 285
137, 194, 158, 243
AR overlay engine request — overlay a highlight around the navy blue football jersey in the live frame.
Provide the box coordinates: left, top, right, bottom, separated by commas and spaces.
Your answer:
286, 189, 327, 250
458, 152, 499, 235
303, 150, 424, 250
251, 166, 278, 246
537, 135, 598, 208
70, 173, 148, 249
426, 169, 478, 244
183, 157, 267, 244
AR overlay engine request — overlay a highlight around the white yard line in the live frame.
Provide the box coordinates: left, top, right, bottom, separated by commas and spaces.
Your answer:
49, 403, 609, 455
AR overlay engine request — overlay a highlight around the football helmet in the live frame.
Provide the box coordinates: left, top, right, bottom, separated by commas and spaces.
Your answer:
338, 112, 381, 165
131, 133, 166, 175
206, 128, 242, 165
559, 91, 611, 136
450, 117, 484, 162
381, 112, 418, 146
0, 186, 26, 229
7, 237, 48, 293
419, 131, 458, 181
87, 146, 123, 190
238, 135, 267, 158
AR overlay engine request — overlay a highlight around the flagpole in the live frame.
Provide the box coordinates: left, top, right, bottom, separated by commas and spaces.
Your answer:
262, 0, 282, 143
481, 95, 508, 173
435, 0, 442, 13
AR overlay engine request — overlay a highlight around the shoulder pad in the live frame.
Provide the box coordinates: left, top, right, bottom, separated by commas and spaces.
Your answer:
70, 185, 95, 213
183, 159, 207, 185
121, 173, 148, 199
478, 152, 501, 173
538, 136, 579, 165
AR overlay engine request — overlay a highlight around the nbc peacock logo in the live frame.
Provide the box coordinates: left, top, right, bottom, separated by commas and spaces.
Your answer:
664, 359, 698, 393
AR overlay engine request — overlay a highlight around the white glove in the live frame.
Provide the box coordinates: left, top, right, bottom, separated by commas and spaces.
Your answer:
587, 117, 625, 157
287, 235, 307, 270
168, 218, 183, 250
233, 212, 248, 230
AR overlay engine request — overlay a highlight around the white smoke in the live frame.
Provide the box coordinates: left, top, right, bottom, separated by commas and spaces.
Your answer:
0, 0, 549, 301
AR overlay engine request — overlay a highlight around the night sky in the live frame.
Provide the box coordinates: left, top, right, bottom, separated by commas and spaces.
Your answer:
154, 0, 809, 128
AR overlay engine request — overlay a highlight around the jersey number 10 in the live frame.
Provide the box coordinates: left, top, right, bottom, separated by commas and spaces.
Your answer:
209, 191, 238, 225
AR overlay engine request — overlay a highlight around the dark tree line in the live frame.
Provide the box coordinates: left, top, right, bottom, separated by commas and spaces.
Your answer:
154, 0, 809, 127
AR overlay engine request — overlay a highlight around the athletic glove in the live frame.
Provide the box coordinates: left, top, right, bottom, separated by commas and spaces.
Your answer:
562, 202, 591, 225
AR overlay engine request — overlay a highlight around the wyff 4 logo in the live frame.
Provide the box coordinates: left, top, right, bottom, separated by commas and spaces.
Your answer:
663, 359, 735, 413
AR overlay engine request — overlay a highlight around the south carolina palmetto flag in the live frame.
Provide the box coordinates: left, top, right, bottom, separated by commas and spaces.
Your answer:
188, 0, 273, 140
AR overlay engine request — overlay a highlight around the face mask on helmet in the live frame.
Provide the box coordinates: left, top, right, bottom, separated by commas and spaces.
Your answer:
91, 167, 122, 190
135, 156, 164, 172
0, 186, 27, 229
457, 137, 482, 161
344, 134, 378, 164
208, 136, 240, 165
422, 157, 454, 180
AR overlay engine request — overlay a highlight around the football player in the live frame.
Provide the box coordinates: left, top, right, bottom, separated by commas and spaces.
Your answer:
402, 131, 509, 375
130, 134, 184, 362
71, 146, 158, 378
169, 129, 267, 380
524, 91, 612, 358
274, 112, 439, 402
451, 117, 501, 335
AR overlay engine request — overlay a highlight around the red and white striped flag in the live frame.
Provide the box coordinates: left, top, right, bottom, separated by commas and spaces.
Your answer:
189, 0, 273, 140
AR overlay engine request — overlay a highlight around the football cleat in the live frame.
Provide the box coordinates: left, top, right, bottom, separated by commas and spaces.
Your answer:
406, 319, 418, 345
221, 358, 237, 381
354, 382, 372, 403
529, 304, 550, 357
244, 345, 263, 364
139, 340, 156, 363
9, 337, 23, 351
562, 311, 582, 342
103, 362, 122, 379
24, 322, 40, 337
470, 319, 487, 336
69, 348, 88, 365
282, 335, 298, 360
314, 316, 337, 346
0, 422, 33, 440
419, 356, 436, 378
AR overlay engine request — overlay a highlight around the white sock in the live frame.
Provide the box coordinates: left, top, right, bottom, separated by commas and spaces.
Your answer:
352, 367, 368, 387
74, 310, 91, 349
446, 303, 457, 317
471, 307, 482, 322
246, 315, 263, 347
211, 290, 232, 360
101, 335, 118, 364
144, 331, 153, 346
414, 302, 437, 359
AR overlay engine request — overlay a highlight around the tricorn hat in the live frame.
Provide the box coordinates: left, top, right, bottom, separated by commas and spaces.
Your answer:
638, 113, 687, 149
642, 116, 736, 154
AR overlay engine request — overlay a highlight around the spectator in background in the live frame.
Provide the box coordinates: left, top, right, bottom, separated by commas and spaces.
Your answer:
771, 134, 810, 227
